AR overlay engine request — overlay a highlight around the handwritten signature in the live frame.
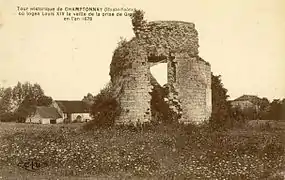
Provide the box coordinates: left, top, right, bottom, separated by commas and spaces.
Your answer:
17, 159, 48, 171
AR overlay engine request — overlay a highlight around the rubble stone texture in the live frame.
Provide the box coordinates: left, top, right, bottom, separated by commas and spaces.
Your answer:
110, 19, 211, 125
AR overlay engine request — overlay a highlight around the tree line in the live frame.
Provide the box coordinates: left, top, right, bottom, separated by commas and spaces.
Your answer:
0, 82, 53, 122
210, 74, 285, 129
1, 77, 283, 126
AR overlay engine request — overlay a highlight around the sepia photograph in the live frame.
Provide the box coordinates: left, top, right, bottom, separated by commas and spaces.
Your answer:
0, 0, 285, 179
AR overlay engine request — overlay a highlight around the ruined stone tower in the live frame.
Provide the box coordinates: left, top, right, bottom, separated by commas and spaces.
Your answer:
110, 13, 211, 125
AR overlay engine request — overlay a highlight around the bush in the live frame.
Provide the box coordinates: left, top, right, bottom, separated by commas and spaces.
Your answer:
0, 112, 16, 122
83, 83, 121, 130
149, 83, 179, 125
209, 74, 232, 130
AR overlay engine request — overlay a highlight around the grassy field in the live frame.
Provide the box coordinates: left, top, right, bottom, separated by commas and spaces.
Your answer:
0, 122, 285, 179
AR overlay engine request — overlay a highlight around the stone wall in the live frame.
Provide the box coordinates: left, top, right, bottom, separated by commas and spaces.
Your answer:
115, 63, 152, 124
110, 40, 153, 125
109, 14, 211, 125
174, 54, 211, 123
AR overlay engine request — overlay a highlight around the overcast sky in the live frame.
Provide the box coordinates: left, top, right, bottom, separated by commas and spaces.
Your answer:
0, 0, 284, 101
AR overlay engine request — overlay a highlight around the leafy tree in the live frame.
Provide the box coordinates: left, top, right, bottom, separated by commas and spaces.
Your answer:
82, 93, 95, 106
15, 94, 37, 122
14, 84, 52, 121
266, 99, 285, 120
0, 87, 15, 122
84, 82, 121, 129
11, 82, 28, 110
0, 87, 13, 113
256, 97, 271, 119
37, 95, 53, 106
0, 82, 52, 122
0, 86, 4, 98
209, 73, 233, 129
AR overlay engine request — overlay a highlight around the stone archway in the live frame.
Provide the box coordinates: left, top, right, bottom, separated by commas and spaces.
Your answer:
110, 16, 212, 125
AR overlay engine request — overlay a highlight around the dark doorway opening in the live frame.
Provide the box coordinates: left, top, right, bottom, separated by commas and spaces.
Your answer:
76, 115, 82, 122
50, 119, 56, 124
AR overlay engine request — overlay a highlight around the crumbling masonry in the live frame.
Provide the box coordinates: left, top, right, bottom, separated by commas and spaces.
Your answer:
110, 16, 211, 125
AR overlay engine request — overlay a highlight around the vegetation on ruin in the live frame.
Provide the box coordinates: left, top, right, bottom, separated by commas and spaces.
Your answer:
110, 9, 201, 81
109, 37, 141, 79
130, 9, 199, 57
